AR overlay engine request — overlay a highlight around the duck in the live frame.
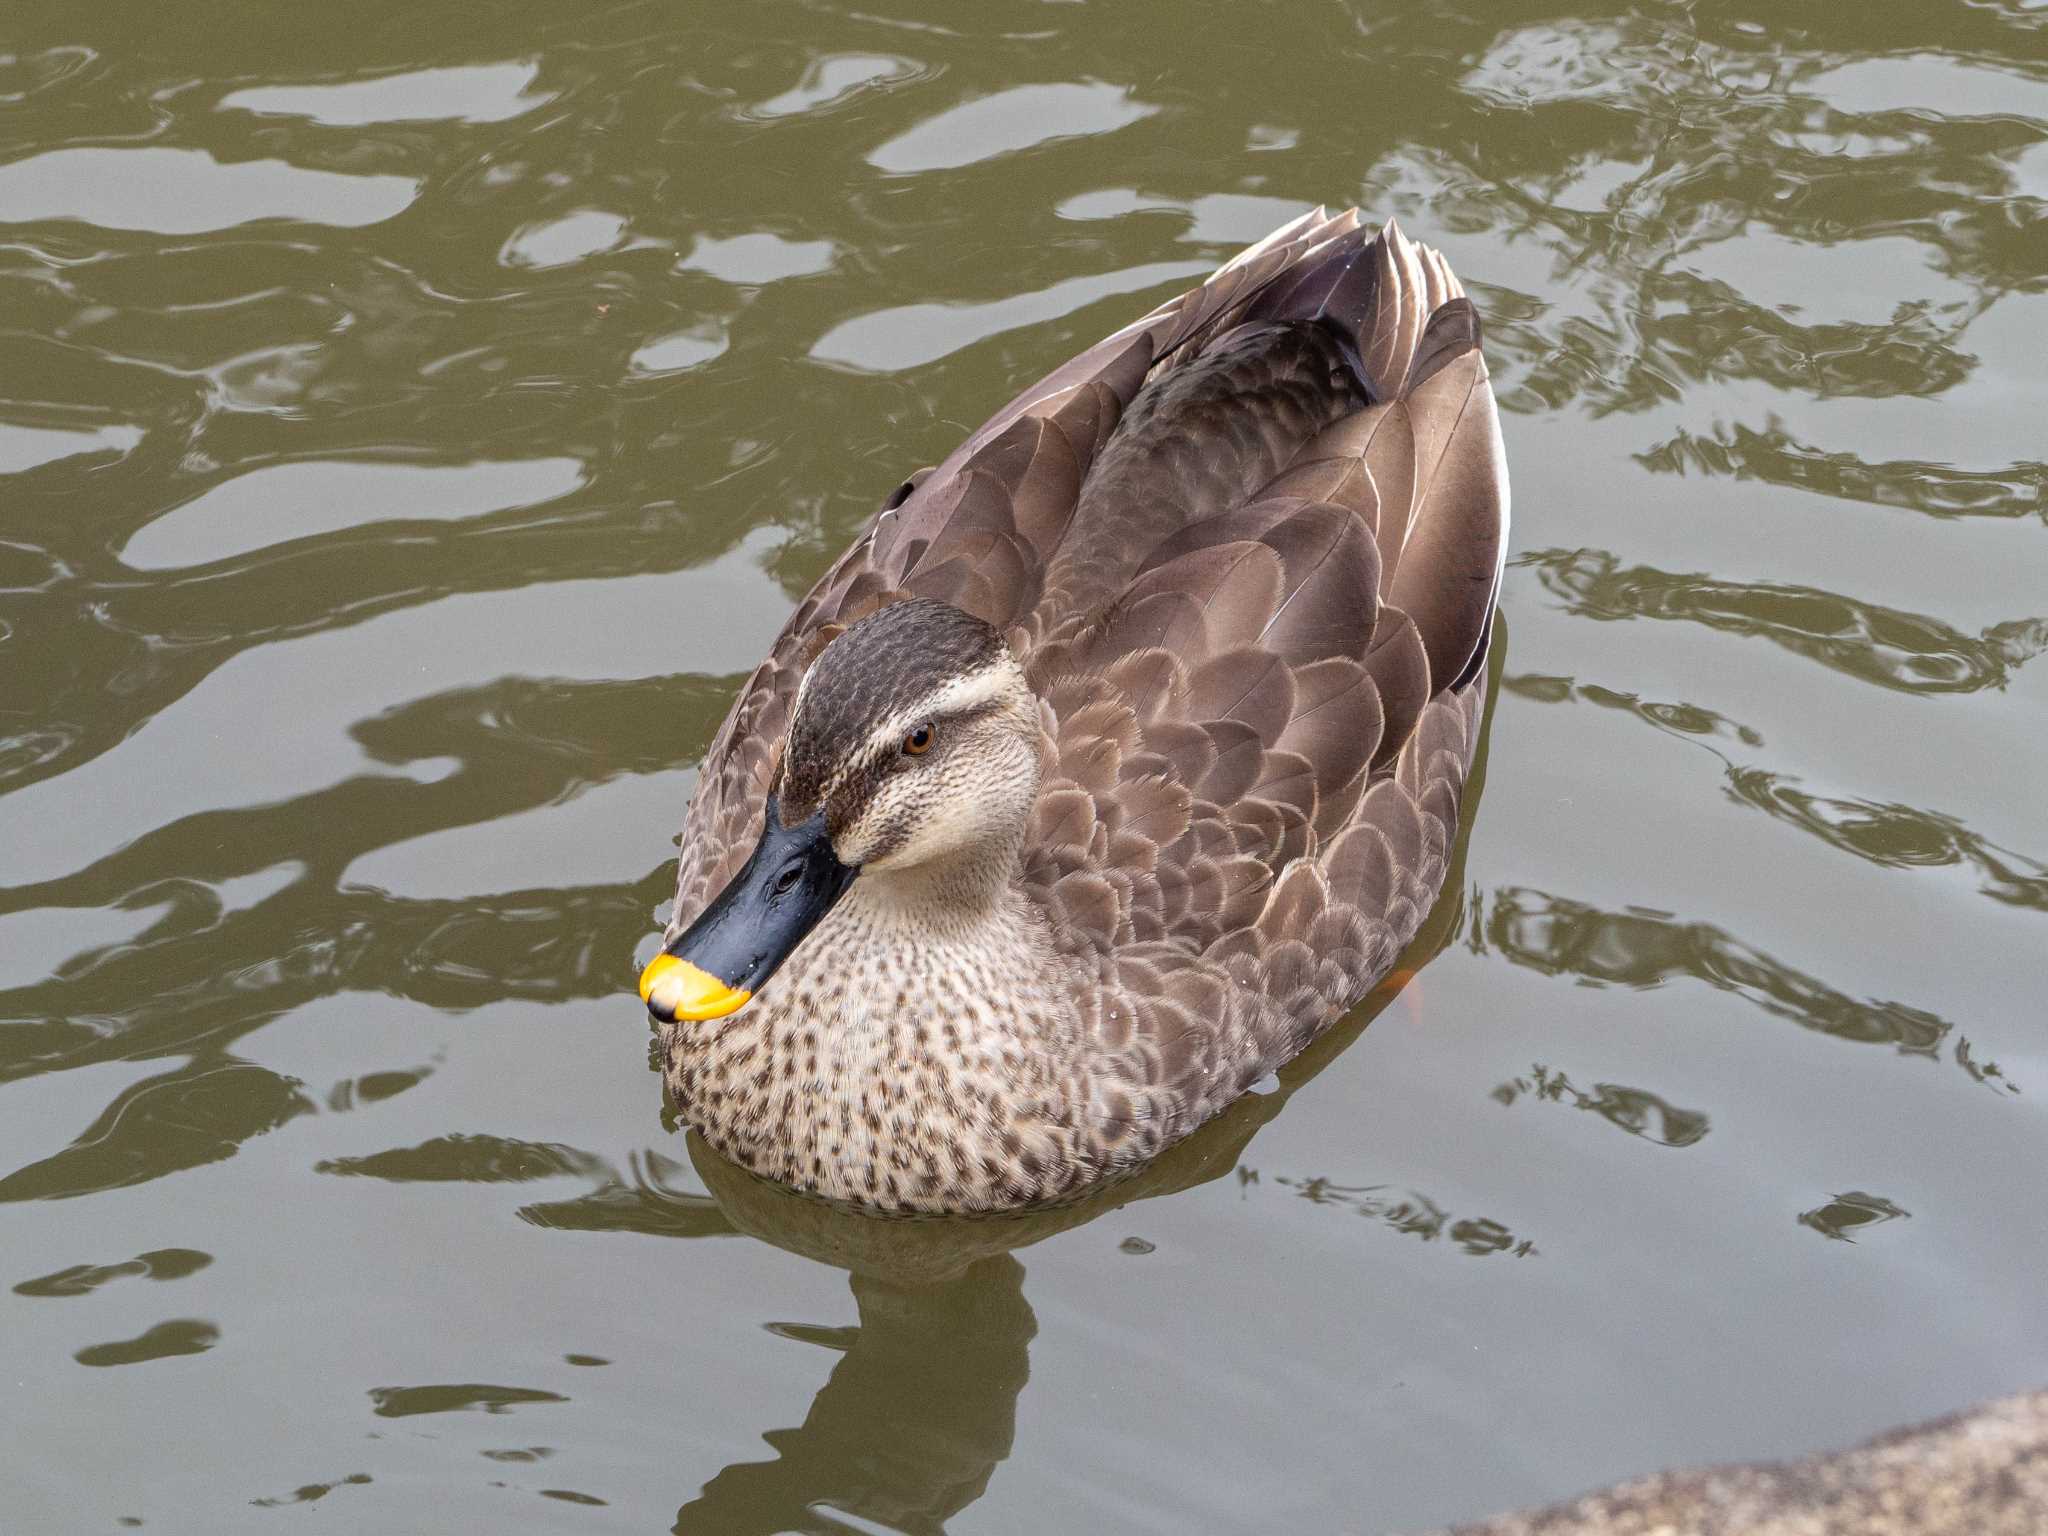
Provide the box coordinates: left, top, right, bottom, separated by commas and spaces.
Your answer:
640, 206, 1510, 1215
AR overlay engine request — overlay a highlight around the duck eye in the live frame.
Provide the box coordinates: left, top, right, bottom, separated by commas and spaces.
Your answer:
773, 865, 803, 897
902, 723, 934, 756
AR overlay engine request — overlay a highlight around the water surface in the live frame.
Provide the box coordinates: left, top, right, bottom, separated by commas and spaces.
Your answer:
3, 1, 2045, 1530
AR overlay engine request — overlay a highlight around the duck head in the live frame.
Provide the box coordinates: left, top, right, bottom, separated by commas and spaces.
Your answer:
641, 598, 1042, 1023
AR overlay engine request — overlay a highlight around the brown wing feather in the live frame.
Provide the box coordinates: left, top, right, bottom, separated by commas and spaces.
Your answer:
1017, 217, 1506, 1139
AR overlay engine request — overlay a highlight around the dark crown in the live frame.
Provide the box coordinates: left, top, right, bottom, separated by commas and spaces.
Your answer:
780, 599, 1008, 813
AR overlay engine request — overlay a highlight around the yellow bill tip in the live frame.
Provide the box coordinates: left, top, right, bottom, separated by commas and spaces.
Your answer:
638, 953, 752, 1021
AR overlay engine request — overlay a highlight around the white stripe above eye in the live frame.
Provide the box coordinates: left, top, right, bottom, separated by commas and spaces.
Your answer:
789, 651, 1021, 809
857, 661, 1015, 761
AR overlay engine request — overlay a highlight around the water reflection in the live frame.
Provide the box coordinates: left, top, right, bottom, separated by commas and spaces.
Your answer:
219, 61, 551, 127
1523, 548, 2048, 694
811, 258, 1211, 373
1797, 1190, 1911, 1243
1433, 5, 2040, 417
1725, 766, 2048, 913
1268, 1177, 1539, 1256
519, 1150, 735, 1240
315, 1133, 609, 1183
1504, 672, 2048, 912
0, 147, 420, 233
1492, 1065, 1711, 1148
741, 54, 924, 123
867, 81, 1158, 173
0, 1060, 313, 1202
14, 1246, 211, 1297
1481, 882, 2021, 1094
1640, 422, 2045, 524
118, 457, 588, 570
73, 1318, 219, 1367
250, 1473, 373, 1510
674, 1258, 1033, 1536
369, 1382, 568, 1417
0, 520, 775, 810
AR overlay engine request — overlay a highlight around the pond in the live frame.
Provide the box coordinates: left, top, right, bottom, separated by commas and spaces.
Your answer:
2, 1, 2044, 1530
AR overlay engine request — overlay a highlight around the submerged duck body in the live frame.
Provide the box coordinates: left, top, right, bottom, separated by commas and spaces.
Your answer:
645, 208, 1510, 1213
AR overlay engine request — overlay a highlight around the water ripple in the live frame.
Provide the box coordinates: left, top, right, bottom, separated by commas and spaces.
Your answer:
218, 61, 551, 127
1640, 421, 2046, 523
867, 81, 1158, 173
1523, 547, 2048, 694
1480, 885, 2019, 1091
1505, 672, 2048, 909
0, 148, 420, 234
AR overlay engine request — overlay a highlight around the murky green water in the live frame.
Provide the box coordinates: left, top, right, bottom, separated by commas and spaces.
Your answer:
3, 1, 2044, 1530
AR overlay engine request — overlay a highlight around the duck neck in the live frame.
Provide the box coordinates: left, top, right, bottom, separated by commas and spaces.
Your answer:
663, 829, 1087, 1203
796, 836, 1062, 1027
850, 832, 1022, 932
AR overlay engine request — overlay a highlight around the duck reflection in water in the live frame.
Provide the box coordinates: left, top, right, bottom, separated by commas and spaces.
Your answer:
669, 1063, 1295, 1536
673, 1253, 1034, 1536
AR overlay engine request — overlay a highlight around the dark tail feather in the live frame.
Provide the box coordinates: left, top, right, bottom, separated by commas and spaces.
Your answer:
1222, 221, 1482, 405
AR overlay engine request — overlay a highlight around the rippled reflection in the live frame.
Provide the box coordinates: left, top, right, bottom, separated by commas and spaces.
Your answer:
74, 1318, 219, 1367
250, 1473, 373, 1510
1504, 672, 2048, 912
13, 1246, 211, 1297
1479, 885, 2014, 1088
1641, 422, 2045, 524
518, 1149, 735, 1240
1797, 1190, 1911, 1243
1269, 1176, 1538, 1256
1725, 766, 2048, 913
0, 1061, 314, 1202
1492, 1065, 1711, 1149
1523, 548, 2048, 694
674, 1259, 1033, 1536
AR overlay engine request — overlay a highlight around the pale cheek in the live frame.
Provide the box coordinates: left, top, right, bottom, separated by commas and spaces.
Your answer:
835, 781, 919, 867
854, 763, 984, 869
889, 796, 989, 865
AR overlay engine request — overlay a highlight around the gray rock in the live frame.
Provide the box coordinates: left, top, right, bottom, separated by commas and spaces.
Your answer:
1433, 1388, 2048, 1535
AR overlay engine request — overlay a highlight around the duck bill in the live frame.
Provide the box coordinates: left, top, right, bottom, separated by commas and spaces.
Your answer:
639, 799, 856, 1024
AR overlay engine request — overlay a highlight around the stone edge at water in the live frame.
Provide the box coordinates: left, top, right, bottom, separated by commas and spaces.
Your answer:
1426, 1387, 2048, 1536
